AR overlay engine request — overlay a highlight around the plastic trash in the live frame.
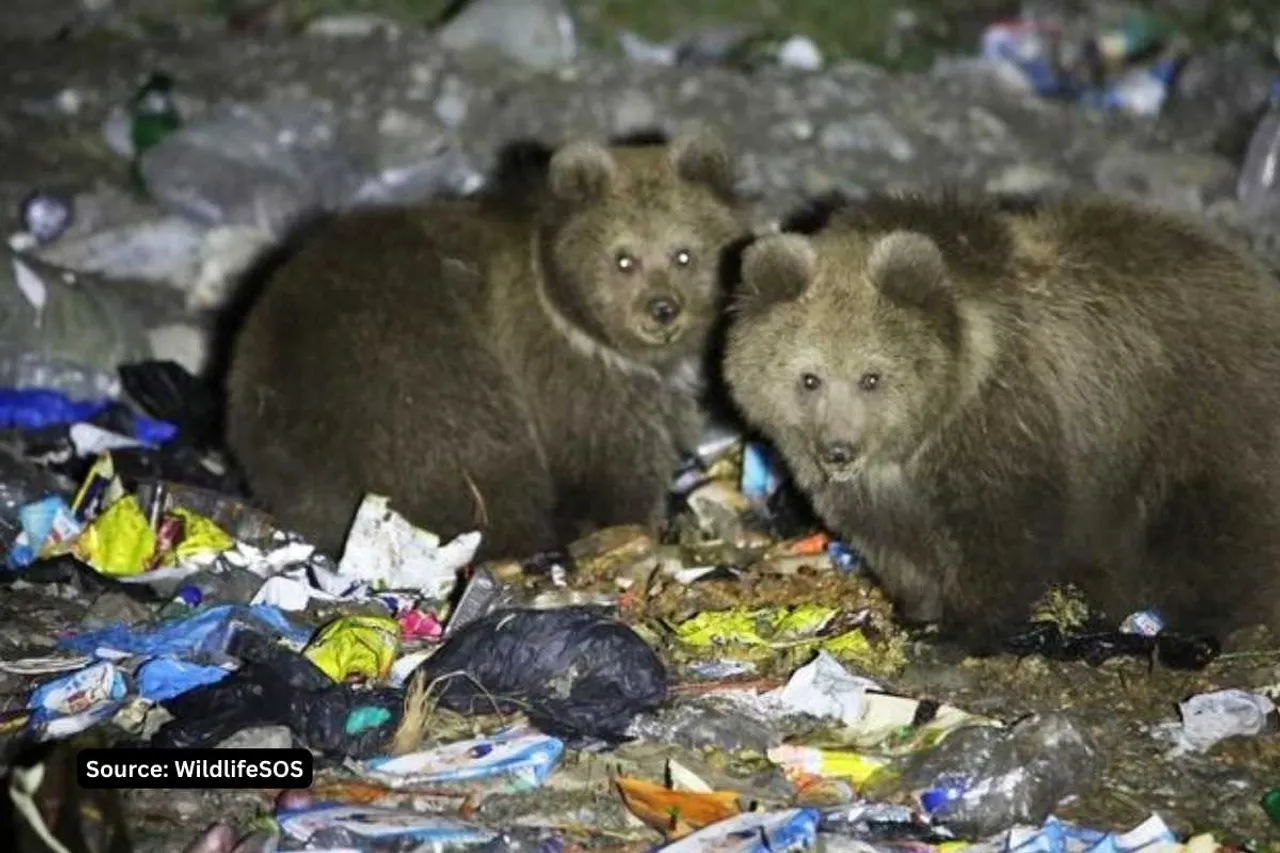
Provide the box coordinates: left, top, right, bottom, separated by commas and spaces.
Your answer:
129, 72, 183, 190
152, 631, 403, 756
356, 724, 564, 793
1004, 620, 1220, 670
615, 774, 742, 840
6, 494, 82, 569
655, 807, 820, 853
1160, 688, 1278, 755
26, 661, 126, 724
135, 657, 230, 702
409, 606, 667, 743
1238, 75, 1280, 222
119, 359, 222, 449
865, 712, 1101, 839
275, 803, 495, 851
138, 98, 480, 238
19, 191, 74, 245
1264, 788, 1280, 825
303, 615, 401, 683
337, 494, 480, 600
769, 650, 880, 728
58, 603, 312, 659
0, 388, 174, 443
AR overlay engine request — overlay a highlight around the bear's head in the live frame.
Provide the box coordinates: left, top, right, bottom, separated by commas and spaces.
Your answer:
537, 129, 750, 380
723, 219, 997, 487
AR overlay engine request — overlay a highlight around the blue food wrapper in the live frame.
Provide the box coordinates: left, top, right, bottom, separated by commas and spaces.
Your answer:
358, 724, 564, 791
980, 21, 1073, 98
276, 803, 495, 846
27, 660, 127, 724
740, 442, 782, 503
656, 807, 820, 853
826, 540, 864, 575
1119, 610, 1163, 637
1005, 814, 1178, 853
6, 494, 81, 569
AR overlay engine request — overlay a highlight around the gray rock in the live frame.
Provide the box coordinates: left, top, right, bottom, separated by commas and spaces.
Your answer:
433, 76, 470, 128
437, 0, 577, 70
610, 88, 659, 135
1172, 42, 1274, 134
305, 13, 403, 40
985, 163, 1071, 197
1095, 147, 1239, 215
819, 114, 917, 162
79, 591, 154, 631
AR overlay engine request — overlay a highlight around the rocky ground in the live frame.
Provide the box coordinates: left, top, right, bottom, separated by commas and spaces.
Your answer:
2, 0, 1280, 851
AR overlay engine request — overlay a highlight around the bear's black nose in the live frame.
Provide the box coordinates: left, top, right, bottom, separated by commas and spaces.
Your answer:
647, 296, 681, 325
822, 441, 856, 466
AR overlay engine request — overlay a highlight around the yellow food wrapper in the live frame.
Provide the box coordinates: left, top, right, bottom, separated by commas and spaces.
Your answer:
673, 605, 837, 649
304, 615, 401, 682
161, 507, 235, 566
71, 495, 156, 577
766, 744, 891, 789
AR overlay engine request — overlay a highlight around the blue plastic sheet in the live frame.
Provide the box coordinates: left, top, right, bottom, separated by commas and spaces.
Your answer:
58, 604, 312, 659
135, 657, 231, 702
0, 388, 177, 445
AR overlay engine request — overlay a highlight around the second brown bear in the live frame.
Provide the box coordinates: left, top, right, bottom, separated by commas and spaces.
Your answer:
722, 191, 1280, 645
225, 130, 751, 560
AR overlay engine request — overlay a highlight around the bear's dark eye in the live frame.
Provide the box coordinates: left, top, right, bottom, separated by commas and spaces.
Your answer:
673, 248, 693, 267
615, 251, 637, 273
860, 372, 881, 392
801, 373, 822, 391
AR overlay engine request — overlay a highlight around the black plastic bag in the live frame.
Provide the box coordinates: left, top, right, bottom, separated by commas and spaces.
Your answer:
410, 607, 667, 744
7, 554, 162, 604
152, 631, 402, 758
119, 360, 221, 450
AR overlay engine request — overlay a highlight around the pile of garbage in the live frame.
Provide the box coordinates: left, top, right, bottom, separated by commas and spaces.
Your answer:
0, 352, 1272, 853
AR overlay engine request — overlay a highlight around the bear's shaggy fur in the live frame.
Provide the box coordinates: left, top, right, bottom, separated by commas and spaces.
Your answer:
225, 130, 751, 560
722, 191, 1280, 645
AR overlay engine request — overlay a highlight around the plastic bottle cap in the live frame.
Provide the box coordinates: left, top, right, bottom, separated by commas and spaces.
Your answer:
175, 585, 203, 608
19, 191, 72, 244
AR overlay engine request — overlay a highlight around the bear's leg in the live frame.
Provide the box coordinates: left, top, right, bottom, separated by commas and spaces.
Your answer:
1135, 473, 1280, 639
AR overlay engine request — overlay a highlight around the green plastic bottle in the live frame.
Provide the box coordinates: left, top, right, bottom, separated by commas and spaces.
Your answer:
128, 72, 182, 192
1263, 787, 1280, 825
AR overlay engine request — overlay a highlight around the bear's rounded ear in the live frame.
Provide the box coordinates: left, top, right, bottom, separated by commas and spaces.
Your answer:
737, 233, 816, 313
548, 140, 617, 207
668, 127, 736, 197
867, 230, 948, 309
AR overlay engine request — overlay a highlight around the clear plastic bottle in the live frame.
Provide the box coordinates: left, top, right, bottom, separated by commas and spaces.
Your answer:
1237, 74, 1280, 220
864, 712, 1101, 839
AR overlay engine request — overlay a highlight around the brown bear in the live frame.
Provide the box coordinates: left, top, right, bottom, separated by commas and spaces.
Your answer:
225, 129, 751, 560
721, 190, 1280, 646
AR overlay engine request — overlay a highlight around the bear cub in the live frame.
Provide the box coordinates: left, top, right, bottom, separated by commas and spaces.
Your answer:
722, 191, 1280, 645
226, 130, 751, 560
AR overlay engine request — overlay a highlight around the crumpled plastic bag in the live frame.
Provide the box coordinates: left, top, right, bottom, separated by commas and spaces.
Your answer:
152, 630, 402, 757
409, 606, 667, 744
303, 615, 401, 683
58, 603, 311, 659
